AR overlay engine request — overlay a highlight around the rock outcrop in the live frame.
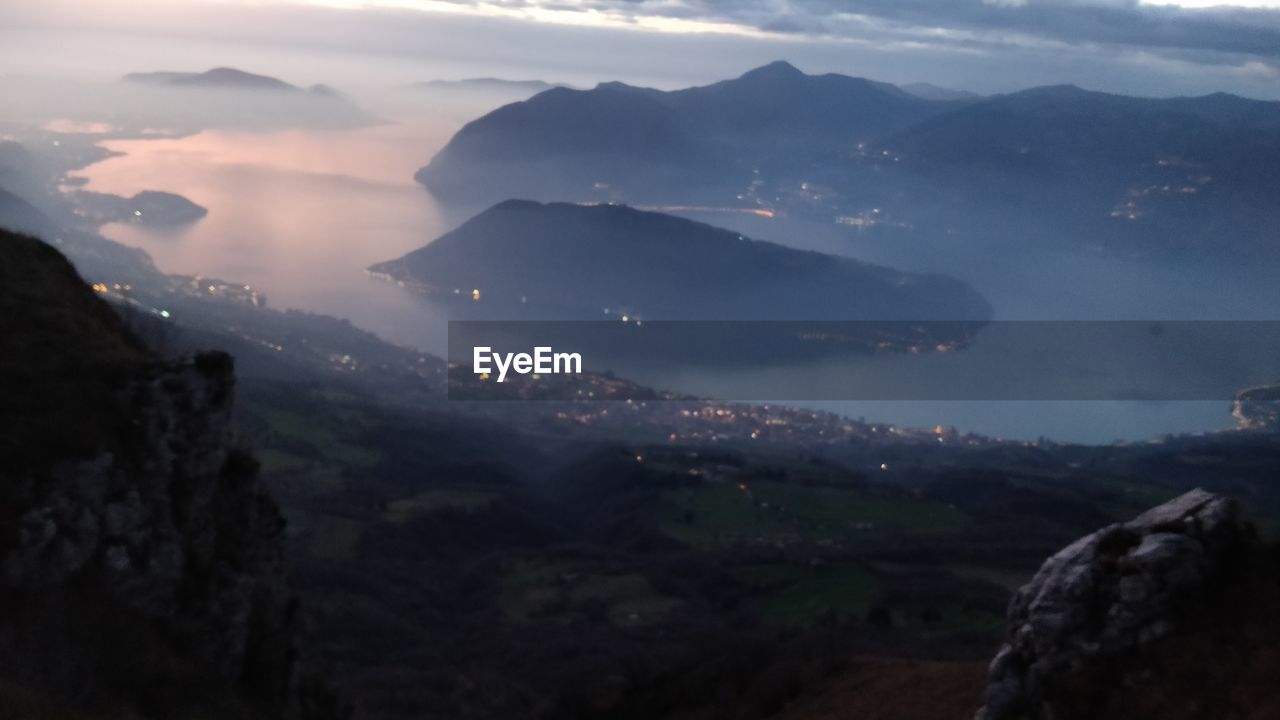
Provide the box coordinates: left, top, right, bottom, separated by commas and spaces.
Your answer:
1, 354, 296, 705
976, 489, 1280, 720
0, 229, 306, 718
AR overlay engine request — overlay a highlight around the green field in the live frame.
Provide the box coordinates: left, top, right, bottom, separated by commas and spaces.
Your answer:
292, 511, 365, 561
736, 562, 879, 626
255, 405, 383, 469
498, 558, 683, 627
383, 488, 499, 523
658, 480, 969, 547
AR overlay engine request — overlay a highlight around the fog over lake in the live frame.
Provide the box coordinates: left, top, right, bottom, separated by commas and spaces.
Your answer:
72, 117, 461, 353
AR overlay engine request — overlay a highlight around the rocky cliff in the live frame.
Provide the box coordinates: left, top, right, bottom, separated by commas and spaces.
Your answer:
0, 229, 306, 718
976, 489, 1280, 720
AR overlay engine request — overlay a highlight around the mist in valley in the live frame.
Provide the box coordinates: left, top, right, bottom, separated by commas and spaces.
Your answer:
6, 4, 1280, 720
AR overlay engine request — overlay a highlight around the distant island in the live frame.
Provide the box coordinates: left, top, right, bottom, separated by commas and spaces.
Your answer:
119, 67, 377, 130
75, 190, 208, 227
369, 200, 991, 322
418, 60, 1280, 259
123, 67, 332, 96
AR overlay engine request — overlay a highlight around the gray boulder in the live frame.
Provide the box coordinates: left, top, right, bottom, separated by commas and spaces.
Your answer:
976, 489, 1260, 720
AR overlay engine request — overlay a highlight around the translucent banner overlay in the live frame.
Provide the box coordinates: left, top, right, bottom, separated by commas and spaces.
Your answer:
447, 321, 1280, 401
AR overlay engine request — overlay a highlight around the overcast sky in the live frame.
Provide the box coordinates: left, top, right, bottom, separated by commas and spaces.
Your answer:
2, 0, 1279, 98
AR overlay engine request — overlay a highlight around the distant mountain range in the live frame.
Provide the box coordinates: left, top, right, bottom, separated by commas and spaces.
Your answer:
369, 199, 991, 321
118, 67, 376, 131
410, 78, 574, 93
418, 61, 1280, 259
418, 61, 946, 206
123, 67, 336, 96
900, 82, 980, 102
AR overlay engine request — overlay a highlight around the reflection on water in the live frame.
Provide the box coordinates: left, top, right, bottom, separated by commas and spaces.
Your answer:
71, 121, 460, 353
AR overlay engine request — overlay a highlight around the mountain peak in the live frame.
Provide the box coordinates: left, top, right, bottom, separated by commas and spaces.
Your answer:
740, 60, 805, 81
123, 67, 298, 91
1012, 83, 1093, 100
368, 200, 991, 322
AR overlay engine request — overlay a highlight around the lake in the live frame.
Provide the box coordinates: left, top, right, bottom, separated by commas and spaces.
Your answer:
71, 104, 1258, 443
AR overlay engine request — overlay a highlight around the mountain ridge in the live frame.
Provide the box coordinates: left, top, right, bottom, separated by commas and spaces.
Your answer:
369, 199, 992, 321
125, 66, 318, 93
416, 61, 949, 205
0, 229, 316, 718
418, 61, 1280, 258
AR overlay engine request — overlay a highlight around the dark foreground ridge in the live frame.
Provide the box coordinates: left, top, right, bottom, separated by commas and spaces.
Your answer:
0, 229, 335, 718
977, 489, 1280, 720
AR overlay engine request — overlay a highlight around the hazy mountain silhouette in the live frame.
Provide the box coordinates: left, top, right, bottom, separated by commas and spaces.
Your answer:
119, 67, 377, 131
419, 62, 1280, 258
369, 200, 991, 321
901, 82, 981, 101
75, 190, 208, 227
417, 61, 956, 206
0, 185, 57, 237
411, 78, 572, 92
123, 67, 329, 95
891, 84, 1280, 169
884, 84, 1280, 256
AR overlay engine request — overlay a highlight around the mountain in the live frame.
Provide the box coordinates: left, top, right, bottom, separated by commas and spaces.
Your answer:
0, 141, 44, 196
416, 61, 955, 205
411, 77, 571, 92
369, 199, 991, 321
117, 68, 376, 132
0, 185, 56, 237
76, 189, 209, 227
884, 84, 1280, 257
890, 84, 1280, 169
901, 82, 981, 101
419, 62, 1280, 259
0, 229, 326, 718
125, 66, 309, 93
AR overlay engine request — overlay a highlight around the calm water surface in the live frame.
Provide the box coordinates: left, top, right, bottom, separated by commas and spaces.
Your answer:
72, 119, 462, 353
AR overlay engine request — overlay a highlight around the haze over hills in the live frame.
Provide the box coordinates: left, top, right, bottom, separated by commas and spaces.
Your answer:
115, 67, 376, 131
411, 78, 573, 92
881, 84, 1280, 257
76, 189, 209, 227
7, 2, 1280, 715
5, 83, 1280, 720
9, 220, 1280, 719
900, 82, 981, 102
419, 61, 1280, 259
0, 186, 55, 237
417, 61, 953, 207
125, 66, 331, 95
369, 199, 991, 321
